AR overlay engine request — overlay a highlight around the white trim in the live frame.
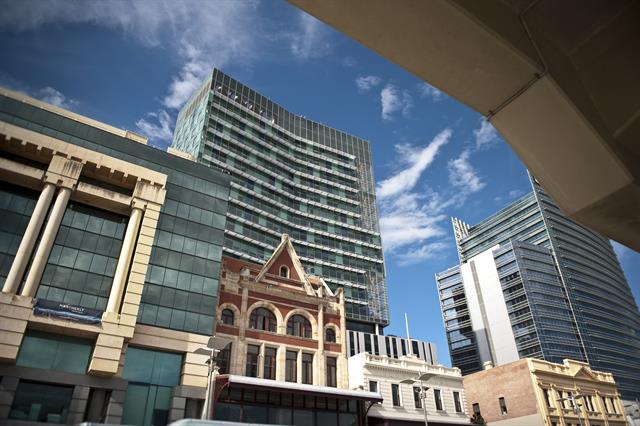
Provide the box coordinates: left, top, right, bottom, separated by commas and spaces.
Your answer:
221, 374, 382, 400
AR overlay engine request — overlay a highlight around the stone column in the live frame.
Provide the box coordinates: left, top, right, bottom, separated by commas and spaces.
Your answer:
106, 202, 144, 313
297, 349, 303, 384
317, 304, 325, 386
21, 186, 72, 297
276, 345, 286, 381
2, 183, 56, 294
21, 156, 82, 298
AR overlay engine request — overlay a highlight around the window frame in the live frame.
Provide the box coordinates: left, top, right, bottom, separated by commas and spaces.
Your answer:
263, 347, 277, 380
220, 308, 235, 325
301, 353, 313, 385
279, 265, 290, 278
391, 383, 401, 407
326, 356, 337, 388
434, 388, 443, 411
499, 396, 508, 415
249, 307, 277, 332
325, 328, 336, 343
286, 314, 312, 338
285, 350, 297, 382
245, 344, 260, 377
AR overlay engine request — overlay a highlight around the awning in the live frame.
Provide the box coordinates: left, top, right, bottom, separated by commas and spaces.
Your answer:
215, 374, 383, 403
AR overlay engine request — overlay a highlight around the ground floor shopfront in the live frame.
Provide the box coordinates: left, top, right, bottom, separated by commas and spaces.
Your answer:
211, 374, 382, 426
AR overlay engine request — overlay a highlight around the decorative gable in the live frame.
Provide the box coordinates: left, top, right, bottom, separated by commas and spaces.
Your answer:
256, 234, 315, 295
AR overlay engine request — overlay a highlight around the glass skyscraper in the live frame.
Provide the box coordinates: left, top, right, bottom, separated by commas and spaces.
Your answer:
436, 175, 640, 400
172, 69, 388, 329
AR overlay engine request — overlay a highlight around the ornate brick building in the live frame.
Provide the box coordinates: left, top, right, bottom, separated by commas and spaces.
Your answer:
214, 234, 348, 388
210, 235, 382, 425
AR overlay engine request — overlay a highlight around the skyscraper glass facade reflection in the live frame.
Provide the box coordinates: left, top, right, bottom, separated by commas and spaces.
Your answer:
436, 175, 640, 399
172, 69, 389, 329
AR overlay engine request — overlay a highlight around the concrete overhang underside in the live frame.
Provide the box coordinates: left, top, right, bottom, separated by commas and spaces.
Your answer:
289, 0, 640, 251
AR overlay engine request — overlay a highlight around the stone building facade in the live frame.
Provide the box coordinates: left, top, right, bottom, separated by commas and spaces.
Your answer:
464, 358, 628, 426
214, 234, 348, 388
0, 88, 231, 425
209, 235, 383, 425
348, 352, 469, 426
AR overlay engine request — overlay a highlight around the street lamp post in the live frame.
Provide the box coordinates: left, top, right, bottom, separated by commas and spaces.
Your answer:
401, 373, 436, 426
557, 394, 585, 426
194, 336, 233, 420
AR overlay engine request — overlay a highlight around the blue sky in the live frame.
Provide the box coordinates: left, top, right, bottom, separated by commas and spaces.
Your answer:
1, 0, 638, 366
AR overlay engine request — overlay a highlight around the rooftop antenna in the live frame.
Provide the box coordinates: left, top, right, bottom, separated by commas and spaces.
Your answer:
405, 312, 414, 357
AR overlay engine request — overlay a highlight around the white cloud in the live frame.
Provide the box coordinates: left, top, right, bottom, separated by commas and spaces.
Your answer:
377, 129, 452, 199
417, 82, 443, 102
380, 84, 413, 120
396, 242, 449, 266
355, 75, 381, 93
448, 149, 485, 193
289, 12, 331, 60
474, 118, 500, 150
135, 110, 173, 146
0, 0, 270, 146
37, 86, 78, 110
377, 129, 454, 262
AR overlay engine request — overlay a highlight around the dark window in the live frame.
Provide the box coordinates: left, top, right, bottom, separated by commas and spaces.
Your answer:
414, 387, 422, 408
472, 403, 481, 415
38, 202, 126, 310
369, 381, 378, 393
249, 307, 277, 332
543, 389, 552, 407
218, 343, 232, 374
279, 265, 289, 278
499, 397, 508, 415
84, 388, 111, 423
17, 330, 92, 374
453, 391, 463, 413
0, 184, 37, 286
286, 351, 297, 382
245, 345, 259, 377
9, 381, 74, 423
326, 357, 337, 387
325, 328, 336, 343
263, 347, 276, 380
287, 314, 312, 338
302, 353, 313, 384
391, 384, 401, 406
220, 309, 234, 325
434, 389, 443, 411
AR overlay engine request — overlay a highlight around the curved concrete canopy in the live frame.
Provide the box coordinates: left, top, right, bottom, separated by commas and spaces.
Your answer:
290, 0, 640, 251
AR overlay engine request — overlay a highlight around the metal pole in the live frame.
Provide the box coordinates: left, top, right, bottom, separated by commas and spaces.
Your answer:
420, 380, 429, 426
201, 351, 213, 420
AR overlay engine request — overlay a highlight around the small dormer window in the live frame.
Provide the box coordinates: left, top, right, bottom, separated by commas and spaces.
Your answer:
279, 265, 289, 278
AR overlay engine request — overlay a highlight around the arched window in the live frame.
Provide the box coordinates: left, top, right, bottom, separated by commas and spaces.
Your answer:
325, 328, 336, 343
221, 309, 234, 325
279, 265, 289, 278
287, 314, 312, 338
249, 307, 277, 332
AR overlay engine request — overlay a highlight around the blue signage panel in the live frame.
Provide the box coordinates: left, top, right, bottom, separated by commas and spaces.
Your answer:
33, 299, 102, 325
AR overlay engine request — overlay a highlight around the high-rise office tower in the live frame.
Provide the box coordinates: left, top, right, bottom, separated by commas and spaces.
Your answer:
436, 175, 640, 400
172, 69, 388, 330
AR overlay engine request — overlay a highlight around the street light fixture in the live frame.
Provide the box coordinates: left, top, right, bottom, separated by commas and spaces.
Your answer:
401, 372, 437, 426
194, 335, 233, 420
557, 393, 585, 426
